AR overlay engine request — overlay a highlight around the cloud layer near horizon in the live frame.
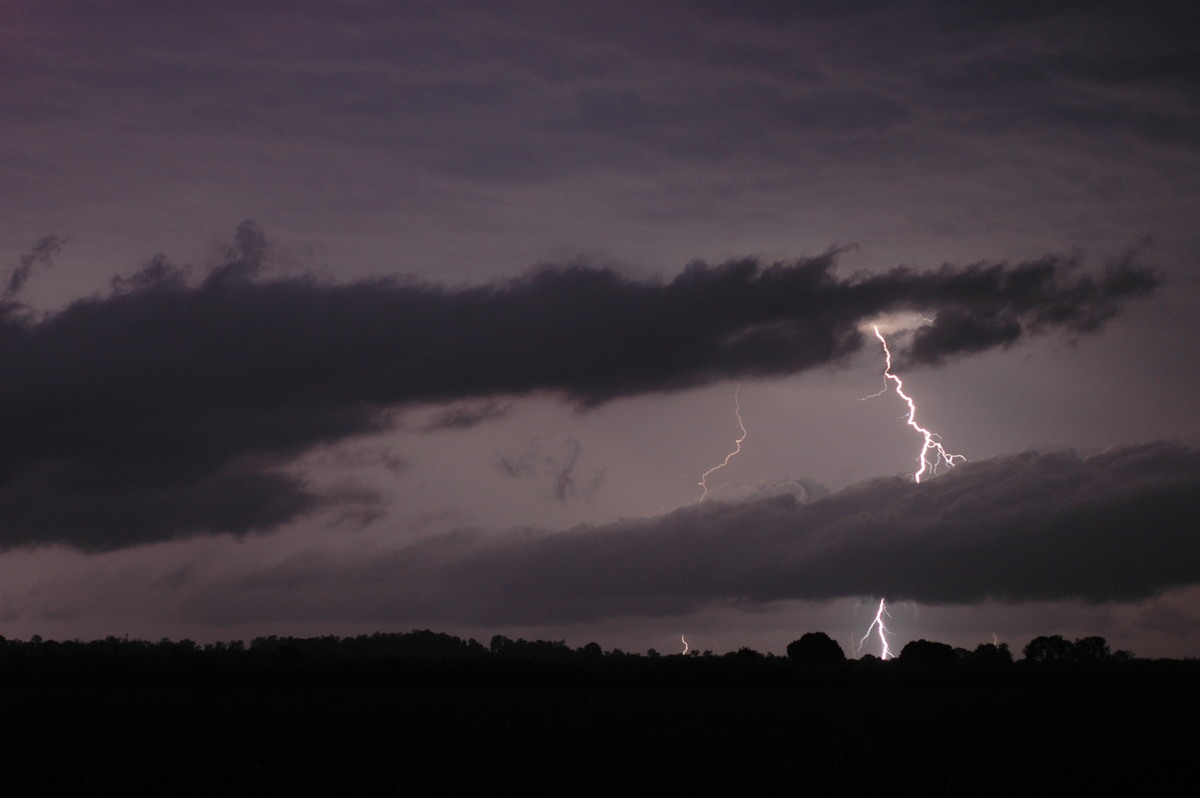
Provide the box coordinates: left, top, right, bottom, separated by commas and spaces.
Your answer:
0, 224, 1158, 549
180, 442, 1200, 625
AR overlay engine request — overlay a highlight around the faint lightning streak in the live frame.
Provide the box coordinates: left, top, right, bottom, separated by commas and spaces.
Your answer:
865, 325, 965, 483
698, 385, 747, 500
856, 598, 895, 660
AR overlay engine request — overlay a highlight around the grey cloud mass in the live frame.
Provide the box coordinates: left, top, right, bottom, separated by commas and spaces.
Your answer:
0, 226, 1158, 549
182, 442, 1200, 626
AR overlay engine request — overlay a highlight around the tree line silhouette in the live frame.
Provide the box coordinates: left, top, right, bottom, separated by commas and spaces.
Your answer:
0, 629, 1190, 687
2, 629, 1196, 796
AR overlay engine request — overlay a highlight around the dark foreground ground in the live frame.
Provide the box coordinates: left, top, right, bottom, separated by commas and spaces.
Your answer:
3, 678, 1195, 796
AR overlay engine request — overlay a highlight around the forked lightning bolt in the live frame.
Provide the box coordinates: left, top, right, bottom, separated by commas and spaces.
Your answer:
698, 385, 747, 501
856, 598, 895, 660
854, 328, 965, 657
865, 325, 965, 483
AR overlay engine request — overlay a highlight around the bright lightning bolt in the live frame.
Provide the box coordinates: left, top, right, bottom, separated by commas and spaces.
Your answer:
698, 385, 747, 501
681, 635, 689, 655
853, 325, 967, 658
864, 325, 966, 483
856, 598, 895, 660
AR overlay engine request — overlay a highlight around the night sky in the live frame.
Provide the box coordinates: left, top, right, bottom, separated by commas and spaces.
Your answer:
3, 0, 1199, 658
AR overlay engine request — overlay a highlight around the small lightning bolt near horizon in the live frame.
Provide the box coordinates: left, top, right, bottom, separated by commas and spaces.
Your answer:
864, 325, 966, 483
855, 598, 895, 660
699, 385, 747, 501
681, 635, 689, 655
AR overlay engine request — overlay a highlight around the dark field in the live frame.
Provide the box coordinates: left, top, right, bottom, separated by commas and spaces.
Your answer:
3, 679, 1194, 796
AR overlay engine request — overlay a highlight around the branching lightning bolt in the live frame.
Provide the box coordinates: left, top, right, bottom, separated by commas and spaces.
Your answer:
864, 326, 965, 483
698, 385, 747, 501
855, 598, 895, 660
853, 326, 968, 658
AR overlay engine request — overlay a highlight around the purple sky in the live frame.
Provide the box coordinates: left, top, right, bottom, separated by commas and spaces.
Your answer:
3, 0, 1199, 658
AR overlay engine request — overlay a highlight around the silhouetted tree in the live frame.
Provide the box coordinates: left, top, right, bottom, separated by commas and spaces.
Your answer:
786, 632, 846, 664
580, 642, 603, 658
898, 639, 958, 662
1023, 635, 1075, 662
1074, 636, 1112, 661
501, 638, 573, 661
972, 642, 1013, 664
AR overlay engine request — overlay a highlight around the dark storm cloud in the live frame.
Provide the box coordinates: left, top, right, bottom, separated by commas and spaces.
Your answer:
183, 443, 1200, 626
901, 249, 1159, 365
0, 458, 317, 552
0, 226, 1159, 549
